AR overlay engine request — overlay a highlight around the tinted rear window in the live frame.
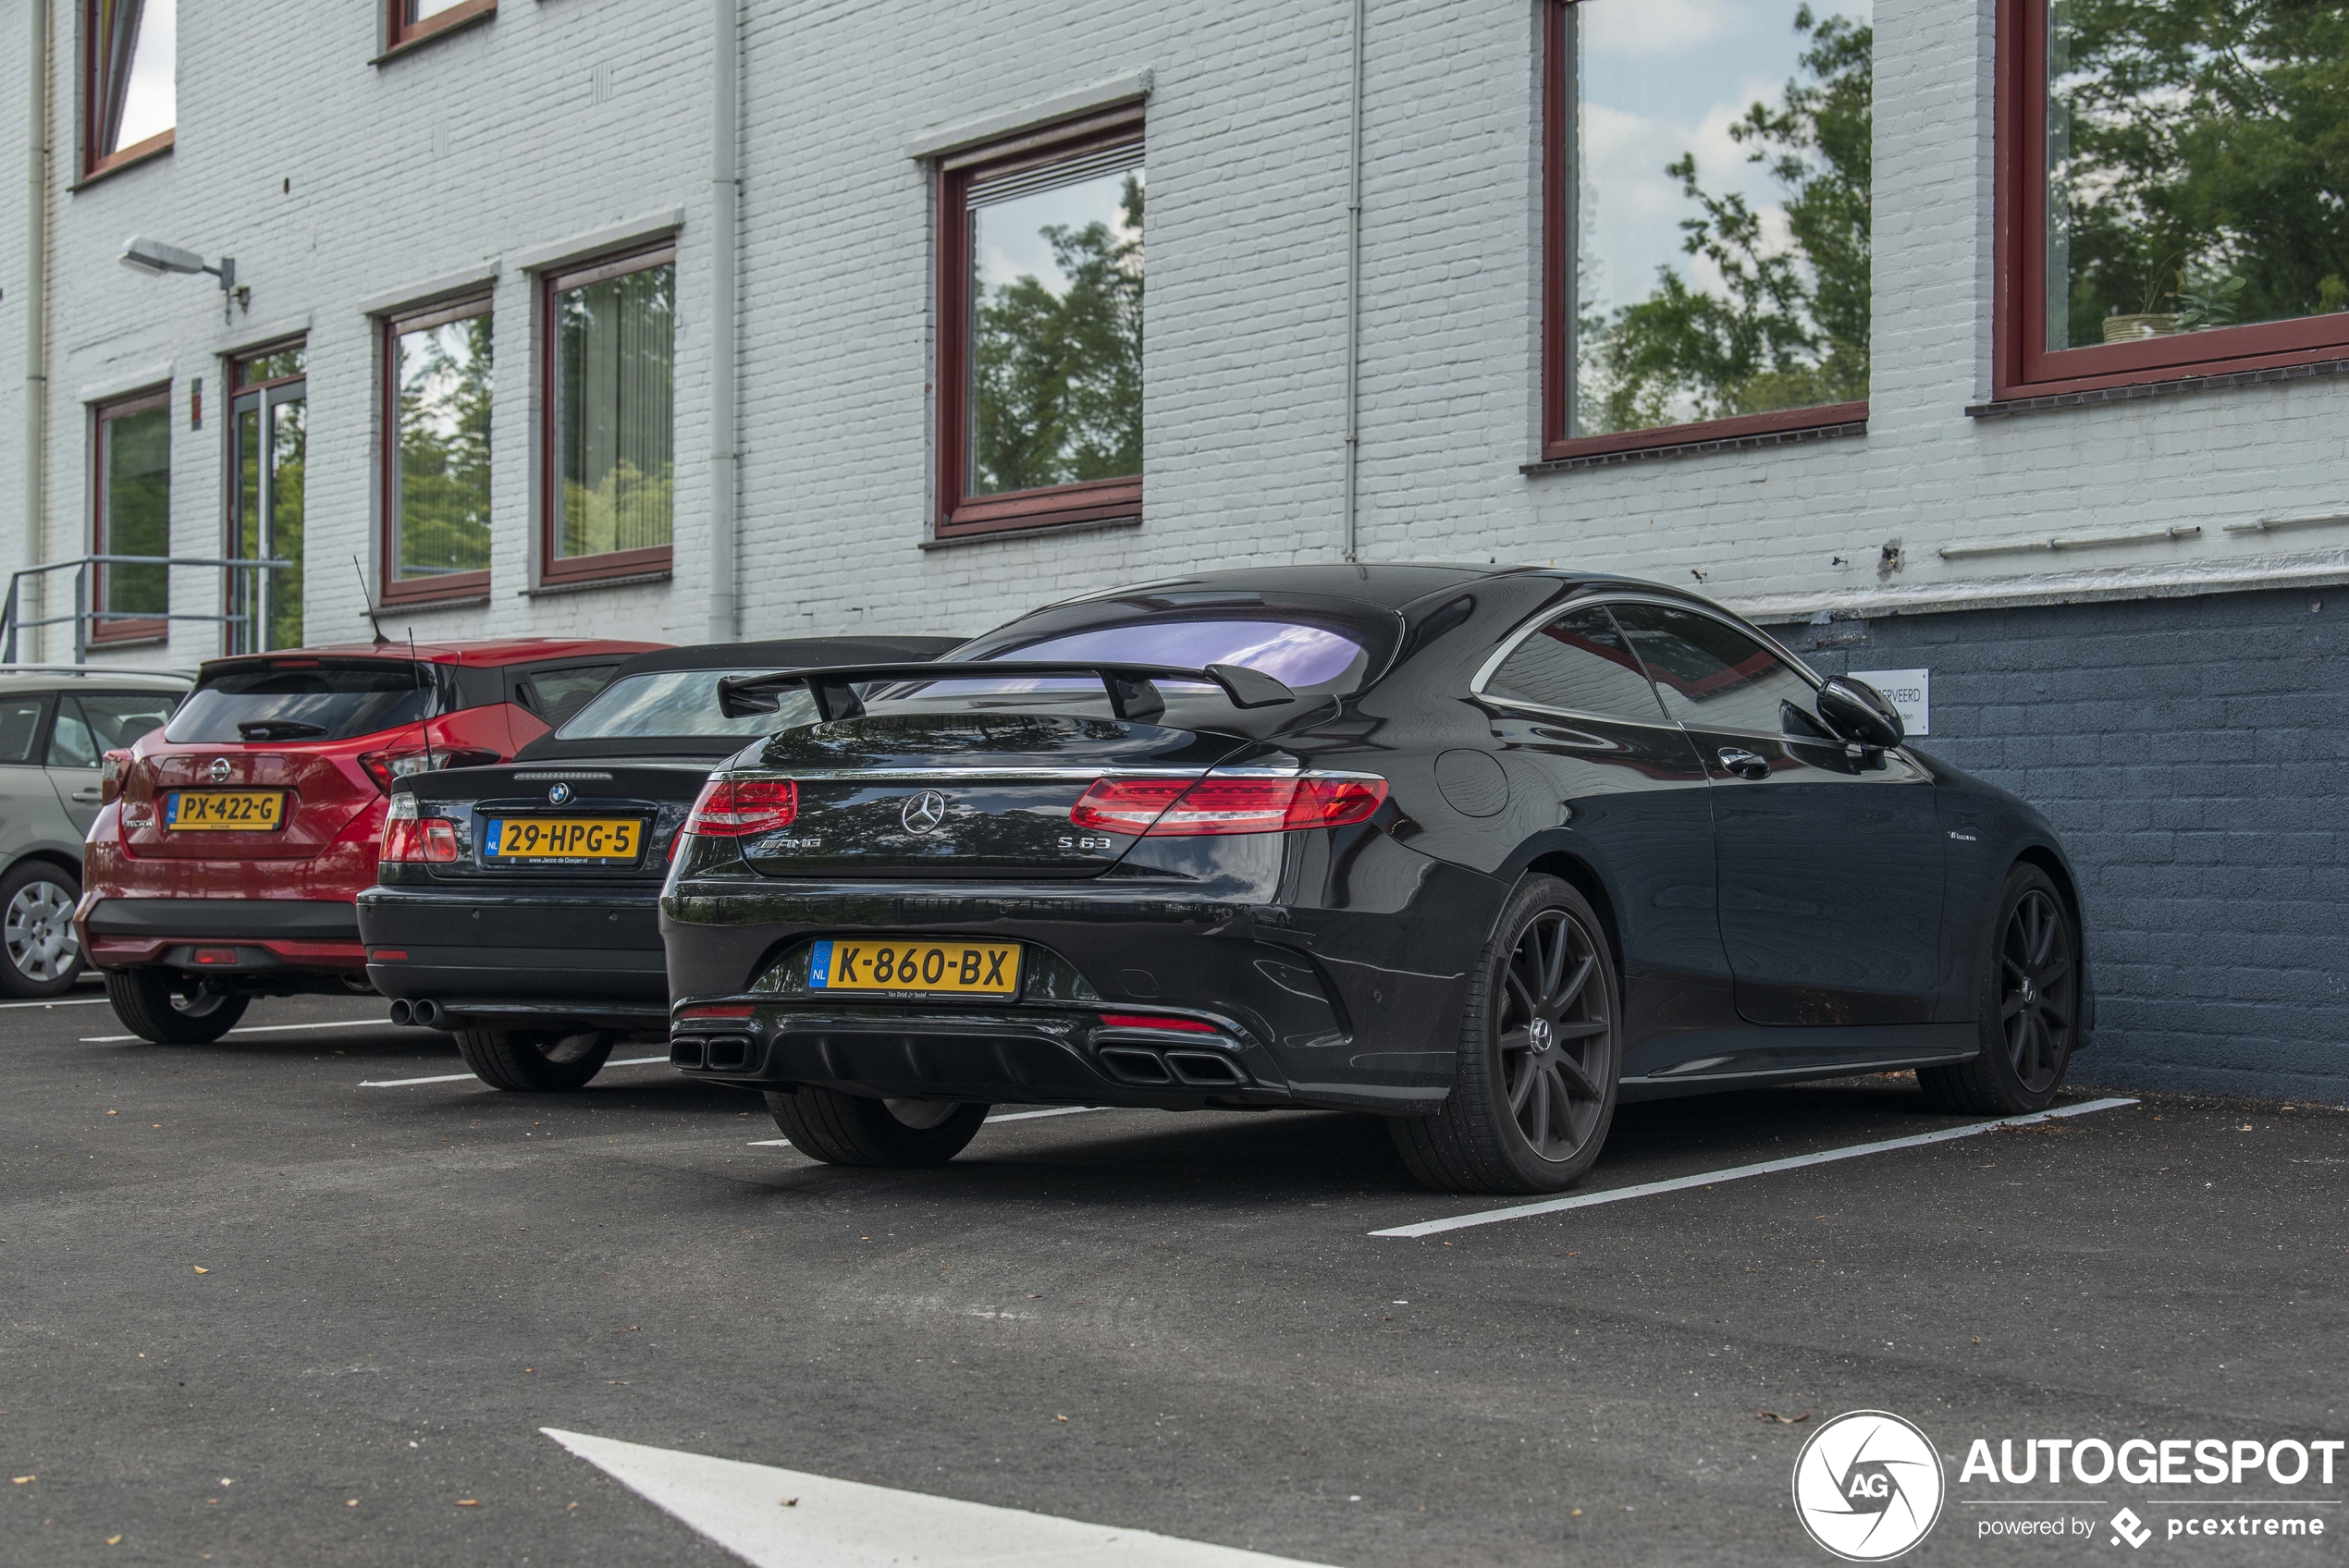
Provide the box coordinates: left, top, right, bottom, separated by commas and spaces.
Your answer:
165, 664, 437, 744
555, 669, 818, 740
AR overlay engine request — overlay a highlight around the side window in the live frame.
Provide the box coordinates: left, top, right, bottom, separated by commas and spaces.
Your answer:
1608, 603, 1816, 735
521, 665, 621, 728
78, 692, 179, 752
1484, 605, 1665, 722
0, 698, 50, 765
46, 698, 98, 769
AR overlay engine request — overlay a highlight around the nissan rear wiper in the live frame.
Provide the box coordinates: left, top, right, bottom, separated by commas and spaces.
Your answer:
237, 719, 329, 741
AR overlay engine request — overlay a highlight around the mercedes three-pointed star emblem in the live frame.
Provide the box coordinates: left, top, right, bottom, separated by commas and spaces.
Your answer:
901, 790, 948, 835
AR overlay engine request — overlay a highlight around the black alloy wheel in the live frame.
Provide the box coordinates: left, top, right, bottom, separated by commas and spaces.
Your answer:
452, 1026, 615, 1092
765, 1087, 990, 1166
103, 968, 252, 1045
1392, 875, 1621, 1194
1921, 864, 2080, 1115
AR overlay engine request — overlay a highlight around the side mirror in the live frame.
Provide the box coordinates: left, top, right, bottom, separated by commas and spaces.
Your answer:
1815, 676, 1904, 749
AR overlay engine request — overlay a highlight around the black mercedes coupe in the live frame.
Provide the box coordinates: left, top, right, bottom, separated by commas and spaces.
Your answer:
356, 636, 958, 1090
659, 566, 2088, 1194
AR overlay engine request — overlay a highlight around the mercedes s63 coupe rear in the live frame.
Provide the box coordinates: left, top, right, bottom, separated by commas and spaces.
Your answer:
659, 567, 2090, 1194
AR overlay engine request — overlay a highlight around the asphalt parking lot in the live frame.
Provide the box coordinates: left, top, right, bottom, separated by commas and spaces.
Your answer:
3, 991, 2343, 1566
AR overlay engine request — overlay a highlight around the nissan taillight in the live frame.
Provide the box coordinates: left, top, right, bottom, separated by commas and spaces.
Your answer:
101, 749, 132, 806
683, 778, 799, 838
378, 793, 460, 864
1070, 774, 1388, 837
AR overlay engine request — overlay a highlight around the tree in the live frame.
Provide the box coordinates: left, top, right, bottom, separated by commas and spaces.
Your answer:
1579, 7, 1873, 434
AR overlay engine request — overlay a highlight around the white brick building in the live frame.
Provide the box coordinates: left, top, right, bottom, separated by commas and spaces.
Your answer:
5, 0, 2345, 1096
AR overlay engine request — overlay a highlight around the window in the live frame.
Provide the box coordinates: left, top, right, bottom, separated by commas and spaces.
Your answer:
82, 0, 174, 178
0, 700, 49, 765
1542, 0, 1872, 460
92, 389, 171, 646
165, 663, 434, 745
558, 669, 815, 741
1608, 603, 1815, 735
228, 345, 307, 653
46, 692, 178, 769
516, 665, 623, 728
383, 296, 492, 606
543, 246, 674, 585
1998, 0, 2349, 398
1485, 606, 1666, 722
935, 106, 1144, 538
385, 0, 494, 55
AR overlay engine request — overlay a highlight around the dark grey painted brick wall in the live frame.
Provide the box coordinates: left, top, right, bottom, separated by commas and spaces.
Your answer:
1765, 585, 2345, 1102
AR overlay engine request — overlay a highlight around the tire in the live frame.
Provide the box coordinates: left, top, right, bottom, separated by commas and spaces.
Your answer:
102, 968, 251, 1045
1920, 864, 2081, 1116
452, 1026, 614, 1092
1390, 875, 1622, 1194
0, 861, 84, 998
765, 1087, 990, 1167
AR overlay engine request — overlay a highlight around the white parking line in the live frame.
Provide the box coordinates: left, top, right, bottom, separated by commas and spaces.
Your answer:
0, 995, 113, 1010
545, 1427, 1335, 1567
84, 1017, 394, 1044
746, 1105, 1109, 1147
357, 1055, 671, 1088
1370, 1096, 2139, 1239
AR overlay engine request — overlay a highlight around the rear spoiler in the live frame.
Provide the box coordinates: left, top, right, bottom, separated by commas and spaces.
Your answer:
715, 661, 1299, 724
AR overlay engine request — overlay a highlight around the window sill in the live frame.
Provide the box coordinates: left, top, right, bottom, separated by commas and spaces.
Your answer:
1525, 404, 1867, 474
518, 569, 672, 598
1970, 356, 2349, 419
382, 570, 491, 610
377, 590, 491, 614
373, 0, 497, 65
89, 624, 168, 649
938, 475, 1142, 539
70, 132, 175, 192
920, 515, 1140, 551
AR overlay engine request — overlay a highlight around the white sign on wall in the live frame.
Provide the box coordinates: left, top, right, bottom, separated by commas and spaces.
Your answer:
1847, 668, 1929, 736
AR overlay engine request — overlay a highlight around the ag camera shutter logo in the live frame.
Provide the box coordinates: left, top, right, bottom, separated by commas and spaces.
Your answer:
1792, 1410, 1946, 1561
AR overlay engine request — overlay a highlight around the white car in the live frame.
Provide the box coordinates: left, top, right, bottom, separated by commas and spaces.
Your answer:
0, 670, 188, 997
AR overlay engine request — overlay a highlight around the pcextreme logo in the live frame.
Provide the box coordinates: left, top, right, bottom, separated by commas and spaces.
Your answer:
1793, 1410, 1949, 1562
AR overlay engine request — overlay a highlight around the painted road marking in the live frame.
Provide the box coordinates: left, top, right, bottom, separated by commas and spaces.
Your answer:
357, 1056, 671, 1088
747, 1105, 1110, 1147
1371, 1096, 2140, 1239
0, 995, 114, 1010
544, 1427, 1336, 1567
84, 1017, 395, 1044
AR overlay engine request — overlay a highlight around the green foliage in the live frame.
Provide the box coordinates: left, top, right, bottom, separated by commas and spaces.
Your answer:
395, 315, 493, 579
973, 173, 1144, 493
2050, 0, 2349, 346
1580, 7, 1873, 434
561, 460, 675, 559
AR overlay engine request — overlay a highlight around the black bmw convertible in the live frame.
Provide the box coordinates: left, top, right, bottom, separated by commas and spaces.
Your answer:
660, 565, 2088, 1194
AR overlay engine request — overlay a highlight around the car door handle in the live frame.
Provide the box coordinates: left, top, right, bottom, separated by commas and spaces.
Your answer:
71, 787, 103, 802
1716, 747, 1772, 780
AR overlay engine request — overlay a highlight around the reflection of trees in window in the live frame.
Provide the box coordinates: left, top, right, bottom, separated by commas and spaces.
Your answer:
1576, 7, 1871, 435
555, 262, 674, 559
2046, 0, 2349, 349
971, 171, 1143, 495
98, 398, 171, 627
394, 312, 493, 581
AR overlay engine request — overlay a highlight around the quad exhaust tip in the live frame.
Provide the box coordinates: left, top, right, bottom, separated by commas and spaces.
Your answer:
1095, 1045, 1248, 1088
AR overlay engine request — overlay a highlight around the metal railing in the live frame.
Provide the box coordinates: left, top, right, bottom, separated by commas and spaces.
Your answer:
0, 555, 296, 665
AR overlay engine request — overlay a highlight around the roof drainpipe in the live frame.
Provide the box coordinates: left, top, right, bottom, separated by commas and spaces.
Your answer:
1339, 0, 1367, 564
707, 0, 741, 643
23, 0, 51, 658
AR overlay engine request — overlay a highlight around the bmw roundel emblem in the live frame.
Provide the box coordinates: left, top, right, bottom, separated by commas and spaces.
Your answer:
902, 790, 948, 835
547, 782, 573, 806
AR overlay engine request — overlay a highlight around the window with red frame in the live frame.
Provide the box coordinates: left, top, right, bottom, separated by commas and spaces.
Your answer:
91, 388, 172, 645
1540, 0, 1872, 462
1997, 0, 2349, 399
935, 105, 1144, 538
382, 294, 493, 606
542, 244, 675, 586
385, 0, 494, 55
82, 0, 174, 179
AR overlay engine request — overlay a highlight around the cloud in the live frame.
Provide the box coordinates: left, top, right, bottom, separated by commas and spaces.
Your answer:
1578, 0, 1754, 60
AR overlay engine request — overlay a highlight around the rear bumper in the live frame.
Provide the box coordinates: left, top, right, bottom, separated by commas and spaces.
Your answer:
356, 883, 668, 1025
77, 896, 365, 974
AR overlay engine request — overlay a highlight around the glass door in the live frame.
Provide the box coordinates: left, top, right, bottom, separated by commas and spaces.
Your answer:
228, 344, 307, 654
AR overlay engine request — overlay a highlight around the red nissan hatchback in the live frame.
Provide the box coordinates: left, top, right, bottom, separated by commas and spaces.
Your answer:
77, 638, 661, 1043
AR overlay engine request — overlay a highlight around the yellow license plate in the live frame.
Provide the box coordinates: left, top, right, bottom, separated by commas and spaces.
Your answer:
165, 790, 285, 831
808, 937, 1021, 996
485, 816, 643, 863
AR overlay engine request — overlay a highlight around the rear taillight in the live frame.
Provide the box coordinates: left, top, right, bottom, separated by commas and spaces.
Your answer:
359, 747, 500, 793
1070, 774, 1389, 837
101, 749, 131, 807
683, 778, 798, 838
378, 794, 459, 864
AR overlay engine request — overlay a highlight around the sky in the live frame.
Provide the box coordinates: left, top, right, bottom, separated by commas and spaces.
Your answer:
973, 168, 1141, 300
1575, 0, 1871, 321
114, 0, 177, 151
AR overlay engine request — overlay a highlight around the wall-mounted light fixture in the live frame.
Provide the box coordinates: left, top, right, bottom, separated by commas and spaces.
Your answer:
118, 236, 243, 323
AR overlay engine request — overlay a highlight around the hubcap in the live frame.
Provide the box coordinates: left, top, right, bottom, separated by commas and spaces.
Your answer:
6, 879, 79, 982
1497, 908, 1613, 1163
2000, 889, 2074, 1095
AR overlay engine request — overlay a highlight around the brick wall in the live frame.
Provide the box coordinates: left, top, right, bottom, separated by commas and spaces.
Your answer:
1784, 587, 2349, 1102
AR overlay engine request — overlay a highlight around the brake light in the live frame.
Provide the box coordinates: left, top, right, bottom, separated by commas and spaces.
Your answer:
101, 749, 132, 806
360, 747, 501, 793
379, 796, 460, 864
683, 778, 798, 838
1069, 774, 1388, 837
